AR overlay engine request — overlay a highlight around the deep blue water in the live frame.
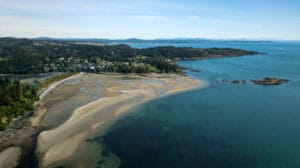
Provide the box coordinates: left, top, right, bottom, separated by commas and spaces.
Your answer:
102, 41, 300, 168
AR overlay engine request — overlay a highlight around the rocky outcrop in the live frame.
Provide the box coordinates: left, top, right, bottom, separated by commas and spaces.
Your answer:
231, 80, 247, 84
0, 104, 45, 168
251, 77, 289, 86
222, 79, 246, 84
222, 77, 289, 86
189, 69, 201, 72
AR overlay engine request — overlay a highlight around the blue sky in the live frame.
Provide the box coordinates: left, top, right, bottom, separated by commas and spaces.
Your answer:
0, 0, 299, 40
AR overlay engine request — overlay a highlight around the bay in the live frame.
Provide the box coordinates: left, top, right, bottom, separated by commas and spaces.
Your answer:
101, 41, 300, 168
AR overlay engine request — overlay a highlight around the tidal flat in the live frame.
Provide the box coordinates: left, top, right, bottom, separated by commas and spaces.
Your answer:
33, 73, 202, 167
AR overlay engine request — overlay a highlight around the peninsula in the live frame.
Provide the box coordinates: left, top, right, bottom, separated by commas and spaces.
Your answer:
0, 38, 258, 74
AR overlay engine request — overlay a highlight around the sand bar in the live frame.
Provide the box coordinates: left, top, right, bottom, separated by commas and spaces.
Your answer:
0, 147, 21, 168
36, 73, 203, 167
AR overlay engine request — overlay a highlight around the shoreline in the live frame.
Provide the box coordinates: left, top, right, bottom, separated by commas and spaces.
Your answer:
39, 73, 82, 100
36, 73, 204, 167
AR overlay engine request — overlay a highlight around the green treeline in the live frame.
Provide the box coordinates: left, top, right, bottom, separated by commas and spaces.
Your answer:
0, 78, 40, 130
0, 38, 258, 74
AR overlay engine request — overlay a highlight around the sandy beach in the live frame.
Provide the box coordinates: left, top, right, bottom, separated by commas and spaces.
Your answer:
30, 73, 203, 167
0, 147, 21, 168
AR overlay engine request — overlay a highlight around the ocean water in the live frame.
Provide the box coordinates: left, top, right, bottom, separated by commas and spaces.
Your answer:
101, 41, 300, 168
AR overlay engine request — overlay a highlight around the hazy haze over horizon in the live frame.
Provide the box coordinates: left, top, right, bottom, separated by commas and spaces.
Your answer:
0, 0, 299, 40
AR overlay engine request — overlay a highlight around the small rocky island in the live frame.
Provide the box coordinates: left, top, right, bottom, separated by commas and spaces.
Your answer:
231, 80, 247, 84
251, 77, 289, 86
222, 79, 247, 84
189, 69, 201, 73
224, 77, 289, 86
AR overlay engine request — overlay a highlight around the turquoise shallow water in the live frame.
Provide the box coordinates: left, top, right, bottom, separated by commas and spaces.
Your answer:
101, 41, 300, 168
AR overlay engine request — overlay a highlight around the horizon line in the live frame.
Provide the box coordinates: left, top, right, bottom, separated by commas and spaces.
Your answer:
1, 36, 300, 42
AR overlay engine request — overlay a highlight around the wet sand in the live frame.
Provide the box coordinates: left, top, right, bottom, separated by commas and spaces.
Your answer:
0, 147, 21, 168
34, 73, 203, 167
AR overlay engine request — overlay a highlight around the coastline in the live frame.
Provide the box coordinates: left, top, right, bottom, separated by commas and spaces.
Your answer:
35, 73, 204, 167
0, 72, 204, 168
39, 72, 82, 100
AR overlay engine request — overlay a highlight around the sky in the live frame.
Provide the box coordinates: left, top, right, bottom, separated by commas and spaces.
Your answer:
0, 0, 300, 40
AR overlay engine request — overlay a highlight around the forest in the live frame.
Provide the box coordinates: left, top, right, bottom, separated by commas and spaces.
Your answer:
0, 78, 40, 130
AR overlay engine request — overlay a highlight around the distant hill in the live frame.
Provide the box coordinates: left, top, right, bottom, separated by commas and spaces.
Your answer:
33, 37, 272, 44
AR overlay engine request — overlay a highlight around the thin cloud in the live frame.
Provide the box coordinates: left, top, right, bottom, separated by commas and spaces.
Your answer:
131, 15, 167, 21
0, 16, 45, 25
0, 0, 299, 40
186, 15, 232, 24
204, 18, 232, 24
187, 16, 200, 21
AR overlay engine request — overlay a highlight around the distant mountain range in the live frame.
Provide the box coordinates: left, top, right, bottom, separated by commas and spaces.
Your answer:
34, 37, 271, 44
